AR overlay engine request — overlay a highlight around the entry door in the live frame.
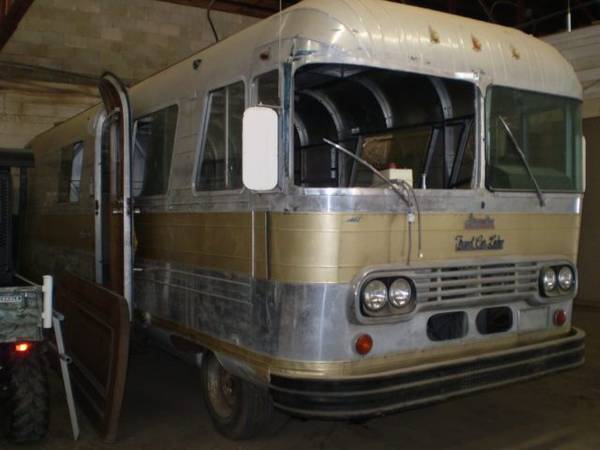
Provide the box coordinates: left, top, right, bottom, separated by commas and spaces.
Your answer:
95, 72, 133, 317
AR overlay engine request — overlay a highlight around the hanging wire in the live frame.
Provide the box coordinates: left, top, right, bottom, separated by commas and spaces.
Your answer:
207, 0, 219, 43
278, 0, 283, 62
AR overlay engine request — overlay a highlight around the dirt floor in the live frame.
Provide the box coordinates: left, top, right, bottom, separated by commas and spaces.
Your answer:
2, 305, 599, 450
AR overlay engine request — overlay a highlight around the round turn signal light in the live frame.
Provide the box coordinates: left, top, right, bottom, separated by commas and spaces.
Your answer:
554, 309, 567, 327
355, 334, 373, 355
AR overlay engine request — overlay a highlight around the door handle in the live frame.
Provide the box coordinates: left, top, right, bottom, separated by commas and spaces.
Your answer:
112, 208, 123, 215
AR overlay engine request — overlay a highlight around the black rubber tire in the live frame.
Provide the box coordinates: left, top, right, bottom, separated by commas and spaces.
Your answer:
200, 352, 274, 440
7, 347, 50, 443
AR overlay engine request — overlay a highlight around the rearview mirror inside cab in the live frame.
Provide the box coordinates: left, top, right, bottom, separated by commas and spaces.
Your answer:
242, 107, 278, 191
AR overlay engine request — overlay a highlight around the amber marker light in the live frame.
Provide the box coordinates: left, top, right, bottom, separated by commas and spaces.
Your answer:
355, 334, 373, 355
14, 342, 31, 353
554, 310, 567, 327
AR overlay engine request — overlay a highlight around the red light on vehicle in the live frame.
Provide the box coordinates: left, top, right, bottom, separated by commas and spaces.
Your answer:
554, 309, 567, 327
355, 334, 373, 355
14, 342, 31, 353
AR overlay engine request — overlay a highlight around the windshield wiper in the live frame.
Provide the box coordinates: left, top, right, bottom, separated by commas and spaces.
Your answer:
323, 138, 423, 263
498, 116, 546, 207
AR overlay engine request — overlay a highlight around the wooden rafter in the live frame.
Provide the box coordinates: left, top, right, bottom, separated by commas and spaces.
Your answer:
0, 0, 35, 51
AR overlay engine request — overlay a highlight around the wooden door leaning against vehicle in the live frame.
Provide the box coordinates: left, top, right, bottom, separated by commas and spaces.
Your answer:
55, 271, 130, 443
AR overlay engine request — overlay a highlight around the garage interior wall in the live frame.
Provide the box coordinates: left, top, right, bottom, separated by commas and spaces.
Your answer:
544, 25, 600, 305
0, 0, 258, 148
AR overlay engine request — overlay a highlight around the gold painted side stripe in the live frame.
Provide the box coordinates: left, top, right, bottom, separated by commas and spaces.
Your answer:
135, 212, 268, 278
26, 213, 94, 251
134, 211, 580, 284
150, 314, 572, 381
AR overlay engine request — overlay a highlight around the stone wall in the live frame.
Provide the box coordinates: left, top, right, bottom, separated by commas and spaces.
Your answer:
0, 79, 98, 148
0, 0, 258, 149
2, 0, 258, 82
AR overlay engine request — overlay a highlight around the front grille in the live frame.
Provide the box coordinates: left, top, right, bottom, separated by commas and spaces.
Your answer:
413, 261, 540, 303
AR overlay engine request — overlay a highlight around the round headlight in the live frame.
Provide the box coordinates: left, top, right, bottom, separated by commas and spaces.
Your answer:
541, 267, 557, 293
362, 280, 388, 312
558, 266, 574, 290
389, 278, 413, 310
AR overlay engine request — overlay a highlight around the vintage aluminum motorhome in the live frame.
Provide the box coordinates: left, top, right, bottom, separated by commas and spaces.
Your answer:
22, 0, 585, 440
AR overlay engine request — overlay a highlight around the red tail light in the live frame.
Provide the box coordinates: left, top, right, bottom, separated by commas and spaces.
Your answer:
14, 342, 31, 353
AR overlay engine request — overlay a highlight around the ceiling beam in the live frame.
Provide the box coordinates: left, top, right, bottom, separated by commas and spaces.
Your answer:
0, 0, 35, 51
573, 0, 596, 22
0, 60, 109, 86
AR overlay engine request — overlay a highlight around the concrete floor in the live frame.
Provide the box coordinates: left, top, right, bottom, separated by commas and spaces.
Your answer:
2, 306, 599, 450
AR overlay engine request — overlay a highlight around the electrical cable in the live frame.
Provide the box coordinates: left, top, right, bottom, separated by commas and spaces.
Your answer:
323, 138, 424, 265
207, 0, 219, 43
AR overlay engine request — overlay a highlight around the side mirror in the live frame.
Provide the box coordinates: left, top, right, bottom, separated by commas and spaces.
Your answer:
242, 107, 279, 191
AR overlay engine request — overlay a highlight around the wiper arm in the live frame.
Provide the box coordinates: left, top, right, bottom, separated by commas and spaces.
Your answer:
323, 138, 423, 263
323, 138, 411, 206
498, 116, 546, 207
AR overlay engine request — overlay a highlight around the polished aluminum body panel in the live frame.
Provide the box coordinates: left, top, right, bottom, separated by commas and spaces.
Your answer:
134, 255, 574, 364
20, 0, 584, 399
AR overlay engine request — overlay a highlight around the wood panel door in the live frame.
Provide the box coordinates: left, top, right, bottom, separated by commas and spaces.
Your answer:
95, 72, 134, 317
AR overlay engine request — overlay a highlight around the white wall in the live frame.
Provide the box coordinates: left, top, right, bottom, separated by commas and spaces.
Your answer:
544, 25, 600, 119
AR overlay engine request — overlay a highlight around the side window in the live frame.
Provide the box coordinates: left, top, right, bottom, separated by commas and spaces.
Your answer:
255, 70, 280, 107
133, 105, 179, 197
58, 141, 84, 203
196, 82, 245, 191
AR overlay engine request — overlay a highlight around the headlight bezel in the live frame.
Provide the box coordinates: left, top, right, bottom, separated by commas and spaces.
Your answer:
359, 276, 416, 317
539, 264, 576, 297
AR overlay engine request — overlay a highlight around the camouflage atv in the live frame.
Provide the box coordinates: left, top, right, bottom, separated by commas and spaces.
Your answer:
0, 150, 51, 443
1, 283, 50, 442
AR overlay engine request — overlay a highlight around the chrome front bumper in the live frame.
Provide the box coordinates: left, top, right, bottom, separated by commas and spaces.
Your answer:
270, 328, 585, 419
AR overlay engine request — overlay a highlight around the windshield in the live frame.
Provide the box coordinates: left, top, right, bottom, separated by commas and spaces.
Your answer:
487, 86, 582, 193
292, 64, 476, 190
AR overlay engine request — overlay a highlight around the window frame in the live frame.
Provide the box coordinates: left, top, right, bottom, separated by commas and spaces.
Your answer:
484, 84, 583, 195
131, 102, 180, 200
193, 77, 248, 196
251, 68, 282, 109
57, 140, 85, 204
287, 63, 480, 193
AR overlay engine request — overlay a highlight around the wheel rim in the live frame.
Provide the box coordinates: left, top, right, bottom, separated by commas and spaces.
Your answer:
206, 357, 238, 420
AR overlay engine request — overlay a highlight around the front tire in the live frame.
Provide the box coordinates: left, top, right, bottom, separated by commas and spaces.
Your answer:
7, 347, 49, 443
200, 352, 273, 440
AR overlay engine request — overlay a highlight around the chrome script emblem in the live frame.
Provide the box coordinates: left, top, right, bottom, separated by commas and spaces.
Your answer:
464, 214, 495, 230
455, 235, 505, 252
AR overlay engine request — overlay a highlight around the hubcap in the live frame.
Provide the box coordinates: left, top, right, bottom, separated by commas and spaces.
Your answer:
206, 357, 238, 420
